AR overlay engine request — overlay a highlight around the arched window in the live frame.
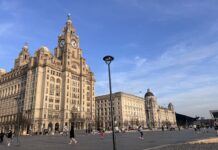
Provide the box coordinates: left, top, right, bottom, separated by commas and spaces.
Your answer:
50, 84, 55, 95
14, 85, 17, 94
72, 64, 77, 69
50, 77, 55, 82
56, 79, 61, 84
6, 88, 7, 96
11, 87, 13, 95
18, 84, 20, 92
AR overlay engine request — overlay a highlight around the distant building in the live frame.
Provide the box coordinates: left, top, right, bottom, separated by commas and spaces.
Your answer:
0, 15, 95, 134
210, 110, 218, 119
144, 89, 177, 128
96, 89, 177, 130
176, 113, 198, 127
96, 92, 146, 130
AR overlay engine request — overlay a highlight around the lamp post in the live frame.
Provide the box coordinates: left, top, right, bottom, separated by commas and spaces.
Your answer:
103, 55, 116, 150
14, 97, 21, 145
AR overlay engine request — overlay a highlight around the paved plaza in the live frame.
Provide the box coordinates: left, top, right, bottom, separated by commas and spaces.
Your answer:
0, 129, 217, 150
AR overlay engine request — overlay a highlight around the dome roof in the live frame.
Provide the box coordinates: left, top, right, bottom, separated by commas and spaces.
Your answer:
0, 68, 6, 73
144, 88, 154, 97
168, 102, 173, 106
23, 45, 28, 49
40, 46, 50, 52
35, 46, 51, 57
37, 46, 51, 53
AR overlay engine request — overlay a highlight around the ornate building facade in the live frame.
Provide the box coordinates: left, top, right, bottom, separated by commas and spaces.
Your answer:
96, 89, 177, 130
0, 16, 95, 134
96, 92, 146, 130
145, 89, 177, 129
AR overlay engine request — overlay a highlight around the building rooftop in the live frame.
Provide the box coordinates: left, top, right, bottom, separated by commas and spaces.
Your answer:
96, 91, 144, 100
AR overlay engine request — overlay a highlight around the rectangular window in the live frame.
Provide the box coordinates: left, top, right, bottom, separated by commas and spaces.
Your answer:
50, 84, 55, 95
55, 105, 59, 110
49, 98, 53, 102
48, 104, 53, 109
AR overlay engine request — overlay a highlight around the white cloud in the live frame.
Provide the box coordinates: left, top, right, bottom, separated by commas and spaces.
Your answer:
134, 56, 146, 67
96, 41, 218, 118
159, 85, 218, 118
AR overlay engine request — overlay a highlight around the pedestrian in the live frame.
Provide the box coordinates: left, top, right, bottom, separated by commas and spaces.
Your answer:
214, 119, 218, 136
138, 125, 144, 140
193, 124, 197, 132
161, 125, 164, 131
0, 131, 4, 143
99, 129, 105, 139
178, 126, 181, 131
63, 126, 68, 136
69, 124, 77, 144
29, 127, 32, 136
206, 124, 209, 133
6, 130, 13, 146
196, 124, 200, 133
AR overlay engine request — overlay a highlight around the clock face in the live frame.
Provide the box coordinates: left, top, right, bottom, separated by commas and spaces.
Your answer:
60, 40, 65, 47
71, 40, 77, 48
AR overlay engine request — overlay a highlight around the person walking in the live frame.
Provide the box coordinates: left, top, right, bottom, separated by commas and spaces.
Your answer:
138, 125, 144, 140
214, 119, 218, 136
63, 126, 68, 136
206, 124, 209, 133
0, 131, 4, 143
196, 124, 201, 133
6, 130, 13, 146
161, 125, 164, 131
178, 126, 181, 131
193, 124, 197, 132
99, 129, 105, 139
69, 124, 77, 144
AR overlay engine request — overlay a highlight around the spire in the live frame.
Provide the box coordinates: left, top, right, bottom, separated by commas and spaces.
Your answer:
14, 43, 30, 68
67, 13, 72, 23
61, 13, 76, 43
147, 88, 151, 92
63, 13, 76, 34
22, 42, 29, 50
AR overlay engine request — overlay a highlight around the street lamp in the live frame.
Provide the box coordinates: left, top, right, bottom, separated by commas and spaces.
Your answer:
103, 55, 117, 150
14, 97, 21, 146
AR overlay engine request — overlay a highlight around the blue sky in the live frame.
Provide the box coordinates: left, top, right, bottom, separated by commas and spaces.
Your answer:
0, 0, 218, 118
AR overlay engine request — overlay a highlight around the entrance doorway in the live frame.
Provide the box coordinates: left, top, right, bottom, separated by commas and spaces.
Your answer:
55, 123, 59, 132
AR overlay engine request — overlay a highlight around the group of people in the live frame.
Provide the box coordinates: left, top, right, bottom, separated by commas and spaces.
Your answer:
1, 120, 217, 147
0, 130, 13, 146
193, 120, 218, 135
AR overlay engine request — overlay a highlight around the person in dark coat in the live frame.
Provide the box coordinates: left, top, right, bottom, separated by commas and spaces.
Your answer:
0, 131, 4, 143
7, 130, 13, 146
214, 119, 218, 136
69, 123, 77, 144
161, 125, 164, 131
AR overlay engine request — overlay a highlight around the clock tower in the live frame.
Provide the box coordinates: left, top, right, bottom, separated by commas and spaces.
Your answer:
55, 14, 81, 70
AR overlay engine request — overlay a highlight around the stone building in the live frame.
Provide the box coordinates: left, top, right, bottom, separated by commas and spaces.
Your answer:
0, 15, 95, 134
96, 92, 146, 130
96, 89, 177, 130
145, 89, 177, 129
